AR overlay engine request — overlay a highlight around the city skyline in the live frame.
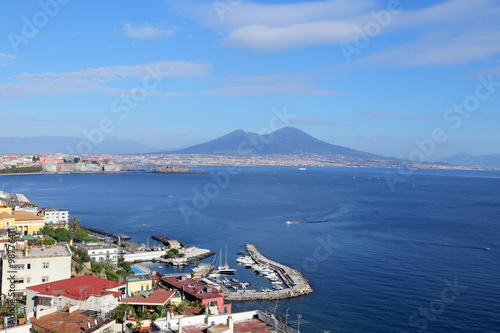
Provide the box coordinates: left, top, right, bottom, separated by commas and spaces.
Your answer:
1, 0, 500, 159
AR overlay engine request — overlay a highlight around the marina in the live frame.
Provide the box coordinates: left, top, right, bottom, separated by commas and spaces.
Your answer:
225, 244, 313, 301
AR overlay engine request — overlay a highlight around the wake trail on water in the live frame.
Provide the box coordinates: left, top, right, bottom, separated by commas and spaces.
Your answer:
286, 203, 352, 224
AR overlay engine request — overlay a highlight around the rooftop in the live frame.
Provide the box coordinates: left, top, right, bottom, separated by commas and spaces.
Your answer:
30, 310, 114, 333
182, 319, 279, 333
126, 273, 152, 283
3, 244, 72, 259
119, 290, 174, 306
28, 275, 125, 301
161, 275, 224, 300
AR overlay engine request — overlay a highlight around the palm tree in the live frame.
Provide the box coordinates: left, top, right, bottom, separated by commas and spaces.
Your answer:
69, 216, 81, 233
69, 216, 81, 245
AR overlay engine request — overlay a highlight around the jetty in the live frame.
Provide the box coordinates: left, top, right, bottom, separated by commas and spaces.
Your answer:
225, 244, 313, 301
81, 226, 131, 240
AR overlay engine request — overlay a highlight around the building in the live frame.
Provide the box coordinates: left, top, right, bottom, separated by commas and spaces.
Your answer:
76, 243, 119, 267
125, 273, 153, 295
0, 206, 45, 235
153, 309, 298, 333
0, 243, 72, 296
30, 310, 115, 333
119, 289, 175, 310
25, 275, 126, 317
42, 208, 69, 225
160, 275, 231, 315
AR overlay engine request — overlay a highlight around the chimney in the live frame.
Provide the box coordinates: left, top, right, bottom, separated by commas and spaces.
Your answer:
227, 316, 234, 333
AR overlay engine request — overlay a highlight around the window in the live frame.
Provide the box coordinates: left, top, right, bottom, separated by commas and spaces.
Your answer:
14, 278, 24, 284
27, 264, 31, 269
42, 276, 49, 282
26, 277, 31, 283
12, 264, 24, 270
37, 297, 51, 306
42, 262, 49, 269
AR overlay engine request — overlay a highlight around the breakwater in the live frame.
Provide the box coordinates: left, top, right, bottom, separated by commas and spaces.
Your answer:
225, 244, 313, 301
151, 235, 186, 247
81, 226, 132, 240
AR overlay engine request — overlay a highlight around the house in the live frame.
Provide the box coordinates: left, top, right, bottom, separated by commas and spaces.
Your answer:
25, 275, 126, 318
160, 275, 231, 315
153, 309, 297, 333
76, 243, 119, 267
125, 273, 153, 295
42, 208, 69, 226
30, 310, 115, 333
0, 243, 72, 297
0, 206, 45, 235
119, 289, 174, 309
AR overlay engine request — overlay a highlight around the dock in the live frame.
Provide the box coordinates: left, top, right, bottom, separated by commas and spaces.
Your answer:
81, 226, 131, 240
224, 244, 313, 301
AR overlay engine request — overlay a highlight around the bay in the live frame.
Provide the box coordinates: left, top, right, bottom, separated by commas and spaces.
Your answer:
2, 166, 499, 332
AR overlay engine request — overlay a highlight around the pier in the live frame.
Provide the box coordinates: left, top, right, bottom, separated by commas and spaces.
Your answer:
81, 226, 131, 240
225, 244, 313, 301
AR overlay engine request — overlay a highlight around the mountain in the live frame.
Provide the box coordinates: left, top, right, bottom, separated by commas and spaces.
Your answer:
0, 136, 159, 155
438, 153, 500, 169
158, 127, 379, 158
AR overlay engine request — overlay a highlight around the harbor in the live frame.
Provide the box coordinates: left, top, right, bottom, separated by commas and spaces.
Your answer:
222, 244, 313, 301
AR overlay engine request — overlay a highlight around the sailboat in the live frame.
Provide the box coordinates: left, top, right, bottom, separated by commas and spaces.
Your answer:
217, 244, 236, 275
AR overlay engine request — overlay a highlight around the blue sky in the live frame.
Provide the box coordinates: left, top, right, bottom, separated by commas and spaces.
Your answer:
1, 0, 500, 159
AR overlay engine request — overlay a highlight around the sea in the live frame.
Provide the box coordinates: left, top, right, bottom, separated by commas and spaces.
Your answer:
1, 166, 499, 332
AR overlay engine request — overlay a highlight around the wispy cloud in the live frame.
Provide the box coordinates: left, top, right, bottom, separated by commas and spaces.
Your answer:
0, 61, 210, 100
0, 53, 18, 66
357, 111, 407, 118
206, 82, 350, 96
123, 22, 177, 39
177, 0, 500, 67
0, 112, 86, 123
289, 117, 337, 126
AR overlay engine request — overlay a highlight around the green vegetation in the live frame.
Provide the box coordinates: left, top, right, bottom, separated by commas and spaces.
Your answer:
42, 239, 56, 246
0, 166, 42, 174
105, 268, 120, 282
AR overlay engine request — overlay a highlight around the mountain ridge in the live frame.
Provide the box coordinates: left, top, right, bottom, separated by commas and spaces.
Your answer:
158, 127, 382, 159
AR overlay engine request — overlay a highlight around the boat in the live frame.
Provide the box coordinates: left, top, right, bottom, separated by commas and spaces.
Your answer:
483, 247, 490, 251
285, 221, 300, 224
237, 251, 246, 255
299, 167, 306, 171
216, 245, 237, 275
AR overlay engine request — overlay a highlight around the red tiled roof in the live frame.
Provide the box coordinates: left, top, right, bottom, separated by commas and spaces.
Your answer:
120, 290, 174, 306
27, 275, 125, 301
160, 276, 224, 300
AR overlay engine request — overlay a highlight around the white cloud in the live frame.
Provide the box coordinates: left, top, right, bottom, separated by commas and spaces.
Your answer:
225, 20, 361, 52
178, 0, 500, 67
0, 61, 210, 99
124, 22, 177, 39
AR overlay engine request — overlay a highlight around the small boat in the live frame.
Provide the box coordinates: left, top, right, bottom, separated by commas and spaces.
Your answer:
299, 167, 306, 171
483, 247, 490, 251
237, 251, 246, 255
285, 221, 300, 224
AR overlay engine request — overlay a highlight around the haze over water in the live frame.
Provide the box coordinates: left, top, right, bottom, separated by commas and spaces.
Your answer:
2, 167, 499, 332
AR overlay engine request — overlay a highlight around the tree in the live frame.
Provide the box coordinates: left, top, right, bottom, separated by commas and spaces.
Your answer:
54, 228, 72, 243
69, 216, 81, 233
111, 304, 133, 323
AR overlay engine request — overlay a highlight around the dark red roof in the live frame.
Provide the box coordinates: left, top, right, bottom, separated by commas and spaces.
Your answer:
160, 276, 224, 300
27, 275, 125, 301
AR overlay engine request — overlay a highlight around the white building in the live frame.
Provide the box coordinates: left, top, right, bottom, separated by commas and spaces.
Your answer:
0, 243, 72, 296
42, 208, 69, 225
77, 243, 119, 267
26, 275, 126, 318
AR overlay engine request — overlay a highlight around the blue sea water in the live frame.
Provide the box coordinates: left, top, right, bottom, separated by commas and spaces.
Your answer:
1, 167, 499, 332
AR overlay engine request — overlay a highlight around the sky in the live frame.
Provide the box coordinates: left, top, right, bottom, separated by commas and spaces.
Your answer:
1, 0, 500, 159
